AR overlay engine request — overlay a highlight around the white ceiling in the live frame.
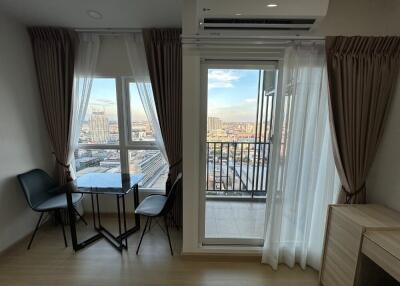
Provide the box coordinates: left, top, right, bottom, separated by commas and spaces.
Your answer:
0, 0, 182, 28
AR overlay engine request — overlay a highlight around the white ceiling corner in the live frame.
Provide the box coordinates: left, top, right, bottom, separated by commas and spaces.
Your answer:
0, 0, 182, 28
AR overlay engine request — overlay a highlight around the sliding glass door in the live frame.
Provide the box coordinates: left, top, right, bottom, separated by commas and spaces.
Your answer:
200, 60, 280, 245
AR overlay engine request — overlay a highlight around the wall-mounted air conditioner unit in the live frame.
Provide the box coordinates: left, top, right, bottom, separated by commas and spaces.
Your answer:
197, 0, 329, 34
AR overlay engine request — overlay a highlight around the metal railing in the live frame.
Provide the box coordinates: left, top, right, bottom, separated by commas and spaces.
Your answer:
206, 141, 271, 198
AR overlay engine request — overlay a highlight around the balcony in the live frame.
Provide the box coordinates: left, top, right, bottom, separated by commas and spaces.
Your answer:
205, 141, 270, 239
206, 141, 271, 199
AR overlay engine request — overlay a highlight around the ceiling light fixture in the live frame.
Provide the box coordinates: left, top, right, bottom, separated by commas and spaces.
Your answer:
235, 13, 242, 16
267, 3, 278, 7
86, 10, 103, 20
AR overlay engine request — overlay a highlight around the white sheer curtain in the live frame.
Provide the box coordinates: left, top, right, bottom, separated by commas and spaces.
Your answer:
68, 33, 100, 178
262, 44, 340, 270
124, 33, 167, 162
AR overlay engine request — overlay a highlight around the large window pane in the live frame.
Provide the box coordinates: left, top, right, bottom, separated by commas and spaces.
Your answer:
128, 150, 168, 189
129, 83, 155, 142
79, 78, 119, 145
75, 149, 121, 177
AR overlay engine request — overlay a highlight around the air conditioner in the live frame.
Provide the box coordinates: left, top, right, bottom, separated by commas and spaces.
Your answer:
197, 0, 329, 34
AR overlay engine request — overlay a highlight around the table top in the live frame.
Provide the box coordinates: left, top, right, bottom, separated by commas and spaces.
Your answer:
364, 230, 400, 261
331, 204, 400, 228
71, 173, 144, 195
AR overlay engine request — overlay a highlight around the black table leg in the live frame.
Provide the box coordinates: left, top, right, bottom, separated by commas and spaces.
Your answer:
116, 195, 123, 251
133, 184, 140, 229
96, 193, 101, 227
122, 195, 128, 248
68, 183, 141, 252
68, 189, 103, 252
91, 194, 97, 228
66, 186, 78, 250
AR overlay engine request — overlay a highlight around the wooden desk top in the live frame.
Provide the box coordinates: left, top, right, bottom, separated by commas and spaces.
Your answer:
362, 230, 400, 282
364, 230, 400, 261
333, 204, 400, 228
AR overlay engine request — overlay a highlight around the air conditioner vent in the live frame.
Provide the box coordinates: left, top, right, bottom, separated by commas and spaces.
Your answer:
203, 18, 316, 25
201, 18, 316, 31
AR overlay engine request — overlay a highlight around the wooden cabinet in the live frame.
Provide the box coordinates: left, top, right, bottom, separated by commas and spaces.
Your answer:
320, 204, 400, 286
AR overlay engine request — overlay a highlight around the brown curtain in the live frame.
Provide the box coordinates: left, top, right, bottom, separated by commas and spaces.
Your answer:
326, 36, 400, 203
143, 28, 182, 224
28, 27, 77, 185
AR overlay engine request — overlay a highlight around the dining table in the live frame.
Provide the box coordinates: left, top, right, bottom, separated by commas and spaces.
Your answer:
65, 172, 144, 252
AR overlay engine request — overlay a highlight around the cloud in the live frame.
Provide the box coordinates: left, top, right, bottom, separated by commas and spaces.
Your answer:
208, 70, 240, 89
244, 98, 257, 103
92, 98, 115, 105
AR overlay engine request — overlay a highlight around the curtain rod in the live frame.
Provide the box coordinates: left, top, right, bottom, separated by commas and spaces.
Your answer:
181, 34, 325, 41
182, 35, 325, 48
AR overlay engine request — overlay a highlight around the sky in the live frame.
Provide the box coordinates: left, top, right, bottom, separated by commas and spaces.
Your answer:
86, 69, 269, 123
208, 69, 261, 122
86, 78, 147, 122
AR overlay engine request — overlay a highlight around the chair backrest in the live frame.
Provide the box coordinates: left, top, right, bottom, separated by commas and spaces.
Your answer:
17, 169, 57, 210
161, 173, 182, 216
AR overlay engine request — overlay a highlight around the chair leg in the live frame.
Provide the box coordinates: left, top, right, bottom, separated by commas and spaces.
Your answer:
55, 210, 68, 248
73, 207, 88, 225
136, 217, 150, 255
169, 213, 180, 231
164, 216, 173, 256
27, 212, 44, 250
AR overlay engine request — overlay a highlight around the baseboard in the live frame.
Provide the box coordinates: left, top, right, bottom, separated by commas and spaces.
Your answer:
181, 252, 262, 262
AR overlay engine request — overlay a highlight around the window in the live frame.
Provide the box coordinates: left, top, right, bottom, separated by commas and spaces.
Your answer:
79, 78, 119, 145
75, 77, 168, 190
129, 82, 155, 142
126, 80, 168, 188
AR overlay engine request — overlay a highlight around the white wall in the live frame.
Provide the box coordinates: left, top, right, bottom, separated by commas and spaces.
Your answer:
368, 77, 400, 210
0, 13, 53, 252
313, 0, 400, 36
181, 0, 400, 253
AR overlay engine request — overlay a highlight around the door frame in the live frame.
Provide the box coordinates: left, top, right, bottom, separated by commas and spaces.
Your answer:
198, 59, 283, 246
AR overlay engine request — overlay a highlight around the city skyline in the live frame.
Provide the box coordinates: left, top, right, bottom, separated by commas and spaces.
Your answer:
86, 78, 149, 122
88, 70, 276, 124
78, 73, 274, 191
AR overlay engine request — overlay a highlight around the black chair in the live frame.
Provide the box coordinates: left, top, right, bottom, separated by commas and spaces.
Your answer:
17, 169, 86, 249
135, 173, 182, 255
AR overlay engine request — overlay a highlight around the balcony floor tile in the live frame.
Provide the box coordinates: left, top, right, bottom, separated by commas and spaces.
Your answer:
205, 201, 266, 239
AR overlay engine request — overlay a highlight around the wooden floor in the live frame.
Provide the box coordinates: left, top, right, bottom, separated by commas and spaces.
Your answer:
0, 215, 318, 286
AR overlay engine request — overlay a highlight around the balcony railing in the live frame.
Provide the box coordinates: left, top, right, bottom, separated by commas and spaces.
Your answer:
206, 141, 271, 198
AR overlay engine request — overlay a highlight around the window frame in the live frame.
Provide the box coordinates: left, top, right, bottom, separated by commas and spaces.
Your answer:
123, 78, 159, 149
199, 60, 281, 247
76, 75, 166, 192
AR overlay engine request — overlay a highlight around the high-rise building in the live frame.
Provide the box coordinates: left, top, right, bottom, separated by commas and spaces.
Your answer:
89, 111, 109, 143
207, 117, 223, 131
129, 150, 168, 188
